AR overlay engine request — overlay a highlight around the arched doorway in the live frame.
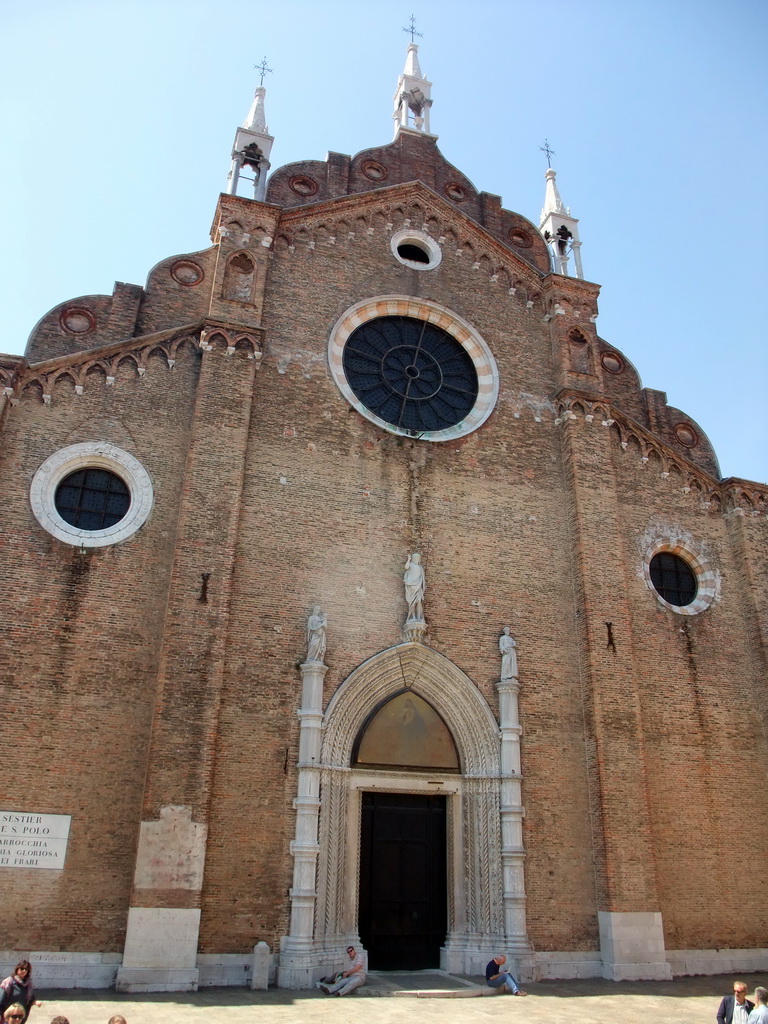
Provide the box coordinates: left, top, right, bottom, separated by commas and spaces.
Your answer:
354, 690, 459, 969
311, 643, 526, 975
278, 641, 529, 987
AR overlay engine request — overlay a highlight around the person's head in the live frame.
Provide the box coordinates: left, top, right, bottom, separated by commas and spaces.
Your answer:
13, 961, 31, 980
754, 987, 768, 1007
107, 1016, 127, 1024
733, 981, 749, 1004
346, 946, 355, 959
50, 1017, 71, 1024
494, 954, 507, 966
3, 1004, 26, 1023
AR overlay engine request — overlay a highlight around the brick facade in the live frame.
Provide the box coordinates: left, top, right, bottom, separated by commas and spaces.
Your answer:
1, 126, 766, 989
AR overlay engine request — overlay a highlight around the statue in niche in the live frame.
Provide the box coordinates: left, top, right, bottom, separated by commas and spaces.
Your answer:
499, 626, 518, 679
403, 553, 426, 622
305, 605, 327, 664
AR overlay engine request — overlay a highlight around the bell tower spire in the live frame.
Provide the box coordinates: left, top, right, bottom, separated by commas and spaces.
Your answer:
539, 142, 584, 279
393, 19, 434, 139
227, 59, 275, 202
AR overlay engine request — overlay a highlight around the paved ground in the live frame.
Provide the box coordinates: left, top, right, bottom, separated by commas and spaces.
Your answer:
31, 972, 765, 1024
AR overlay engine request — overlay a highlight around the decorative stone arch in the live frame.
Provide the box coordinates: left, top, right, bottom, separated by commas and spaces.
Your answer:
169, 334, 198, 359
278, 642, 529, 988
322, 643, 500, 772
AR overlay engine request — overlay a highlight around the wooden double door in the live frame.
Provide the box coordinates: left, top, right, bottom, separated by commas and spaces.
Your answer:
358, 792, 447, 970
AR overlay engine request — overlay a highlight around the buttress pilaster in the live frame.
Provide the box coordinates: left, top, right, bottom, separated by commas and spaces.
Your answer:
557, 404, 671, 981
208, 193, 281, 328
117, 331, 259, 992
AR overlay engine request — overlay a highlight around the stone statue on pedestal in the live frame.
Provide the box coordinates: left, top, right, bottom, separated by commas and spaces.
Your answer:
499, 626, 518, 679
403, 553, 426, 622
305, 606, 327, 664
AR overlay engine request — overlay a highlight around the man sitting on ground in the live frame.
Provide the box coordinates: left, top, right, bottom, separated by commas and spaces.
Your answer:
320, 946, 366, 997
485, 954, 527, 996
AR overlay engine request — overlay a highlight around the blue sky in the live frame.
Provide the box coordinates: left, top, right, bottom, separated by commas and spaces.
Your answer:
3, 0, 766, 483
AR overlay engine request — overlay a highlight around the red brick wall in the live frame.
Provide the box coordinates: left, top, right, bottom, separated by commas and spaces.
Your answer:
0, 347, 199, 950
612, 446, 768, 950
197, 209, 601, 952
1, 164, 766, 965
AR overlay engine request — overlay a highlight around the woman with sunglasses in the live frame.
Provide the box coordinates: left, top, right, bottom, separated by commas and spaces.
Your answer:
1, 1004, 27, 1024
0, 961, 42, 1021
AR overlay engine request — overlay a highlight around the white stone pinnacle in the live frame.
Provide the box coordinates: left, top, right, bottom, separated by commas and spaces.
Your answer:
539, 166, 584, 279
393, 42, 433, 138
403, 42, 423, 78
227, 83, 274, 201
243, 86, 268, 133
541, 167, 567, 221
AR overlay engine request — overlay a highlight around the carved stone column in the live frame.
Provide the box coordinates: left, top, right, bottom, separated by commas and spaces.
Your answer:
277, 657, 327, 989
497, 657, 530, 959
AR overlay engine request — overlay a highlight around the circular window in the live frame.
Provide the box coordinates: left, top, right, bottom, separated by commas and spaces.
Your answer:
170, 259, 204, 286
328, 296, 499, 442
55, 468, 130, 530
59, 307, 96, 335
508, 229, 533, 248
343, 317, 478, 434
673, 422, 699, 448
390, 229, 442, 271
444, 182, 466, 202
649, 552, 697, 606
289, 175, 318, 197
361, 160, 388, 181
397, 243, 430, 264
642, 538, 718, 615
30, 443, 154, 548
601, 351, 624, 374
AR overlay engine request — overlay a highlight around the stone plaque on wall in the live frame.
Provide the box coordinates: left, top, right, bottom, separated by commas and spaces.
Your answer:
0, 812, 71, 869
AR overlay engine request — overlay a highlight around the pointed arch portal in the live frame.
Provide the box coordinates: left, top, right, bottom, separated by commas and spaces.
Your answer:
322, 643, 499, 772
354, 690, 459, 772
278, 642, 530, 987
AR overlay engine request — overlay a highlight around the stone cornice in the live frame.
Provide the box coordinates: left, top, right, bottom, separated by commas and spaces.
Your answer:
554, 388, 768, 512
0, 354, 26, 371
209, 193, 282, 244
1, 320, 264, 408
541, 273, 602, 298
273, 179, 547, 282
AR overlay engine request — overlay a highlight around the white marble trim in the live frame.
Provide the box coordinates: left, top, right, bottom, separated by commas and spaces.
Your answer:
327, 296, 500, 442
30, 442, 153, 548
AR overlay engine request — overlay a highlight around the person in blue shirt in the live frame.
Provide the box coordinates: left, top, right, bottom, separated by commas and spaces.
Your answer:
748, 987, 768, 1024
485, 955, 527, 996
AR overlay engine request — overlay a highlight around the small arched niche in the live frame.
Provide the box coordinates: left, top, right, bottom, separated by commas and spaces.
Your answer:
568, 328, 592, 374
223, 251, 256, 302
352, 690, 459, 772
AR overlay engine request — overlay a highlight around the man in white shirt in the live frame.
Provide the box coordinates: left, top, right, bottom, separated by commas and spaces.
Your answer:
320, 946, 366, 997
717, 981, 754, 1024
